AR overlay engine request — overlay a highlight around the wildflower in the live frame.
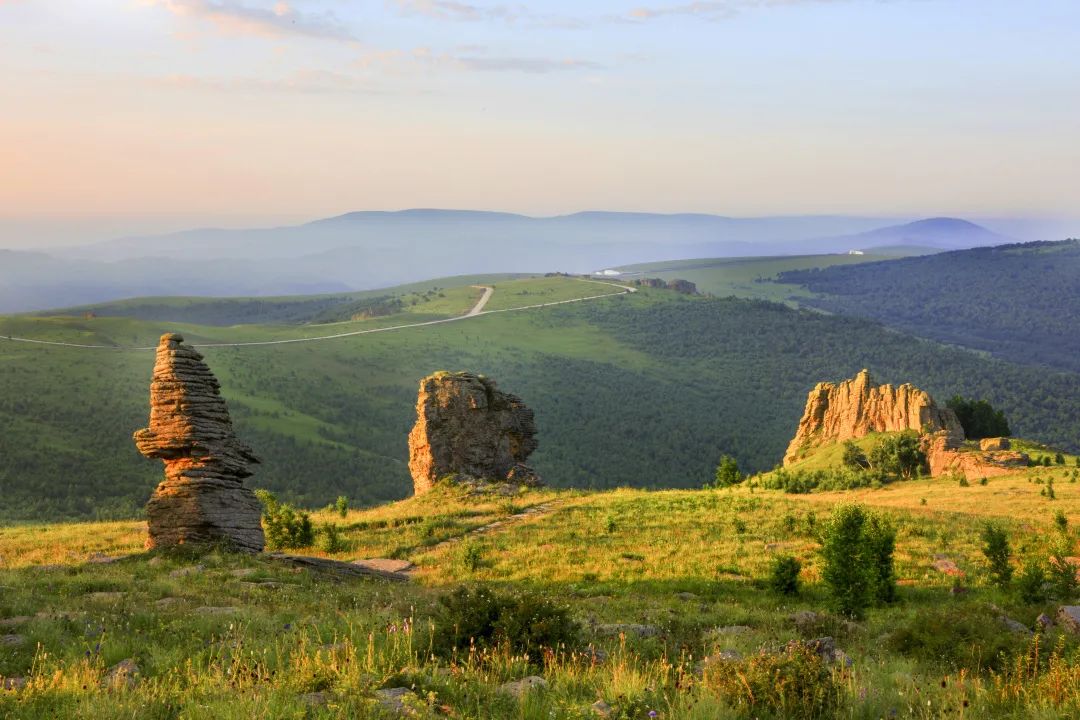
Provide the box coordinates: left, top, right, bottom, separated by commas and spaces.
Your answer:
649, 712, 658, 718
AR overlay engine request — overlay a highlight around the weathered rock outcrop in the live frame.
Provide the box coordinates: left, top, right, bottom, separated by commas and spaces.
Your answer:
408, 372, 539, 495
134, 333, 264, 552
922, 431, 1029, 479
785, 370, 964, 465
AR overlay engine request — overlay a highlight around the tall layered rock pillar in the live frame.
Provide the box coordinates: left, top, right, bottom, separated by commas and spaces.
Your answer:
134, 333, 265, 552
408, 371, 540, 495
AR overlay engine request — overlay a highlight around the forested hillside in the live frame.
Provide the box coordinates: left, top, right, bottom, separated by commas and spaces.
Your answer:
776, 239, 1080, 373
3, 285, 1079, 522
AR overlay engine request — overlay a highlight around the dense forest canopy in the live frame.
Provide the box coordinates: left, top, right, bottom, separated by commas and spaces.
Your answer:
776, 240, 1080, 374
2, 290, 1079, 522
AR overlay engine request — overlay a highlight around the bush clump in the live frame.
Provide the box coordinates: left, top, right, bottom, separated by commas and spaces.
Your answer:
980, 523, 1013, 588
886, 605, 1024, 671
434, 586, 580, 658
768, 555, 802, 596
703, 643, 841, 719
820, 504, 896, 618
255, 489, 314, 550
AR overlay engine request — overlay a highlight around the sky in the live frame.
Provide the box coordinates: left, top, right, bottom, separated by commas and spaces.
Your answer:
1, 0, 1079, 247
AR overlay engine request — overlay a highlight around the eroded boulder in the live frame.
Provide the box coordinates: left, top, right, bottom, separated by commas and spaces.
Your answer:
408, 372, 539, 495
134, 333, 264, 552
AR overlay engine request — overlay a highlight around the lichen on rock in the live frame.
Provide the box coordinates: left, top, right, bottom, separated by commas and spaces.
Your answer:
408, 371, 540, 495
134, 333, 265, 552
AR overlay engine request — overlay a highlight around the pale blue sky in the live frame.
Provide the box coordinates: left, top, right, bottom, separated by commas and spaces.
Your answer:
1, 0, 1078, 244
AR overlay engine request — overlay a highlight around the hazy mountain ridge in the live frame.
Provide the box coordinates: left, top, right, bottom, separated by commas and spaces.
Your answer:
0, 211, 1018, 313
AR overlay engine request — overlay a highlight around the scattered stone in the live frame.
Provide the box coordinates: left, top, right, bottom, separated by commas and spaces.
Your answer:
709, 625, 752, 636
0, 635, 27, 647
87, 553, 126, 564
980, 437, 1011, 451
791, 637, 853, 667
498, 675, 547, 698
375, 687, 417, 715
2, 677, 26, 691
676, 592, 698, 601
229, 568, 258, 578
85, 591, 126, 603
999, 616, 1032, 635
353, 558, 415, 574
591, 699, 613, 717
104, 658, 139, 688
193, 606, 239, 615
408, 371, 540, 495
0, 617, 30, 629
1036, 613, 1056, 631
134, 333, 264, 552
1057, 606, 1080, 635
147, 556, 164, 566
266, 553, 410, 582
239, 581, 282, 590
932, 558, 965, 577
299, 691, 331, 707
785, 369, 964, 465
594, 623, 660, 639
581, 647, 609, 664
169, 565, 205, 578
155, 597, 184, 608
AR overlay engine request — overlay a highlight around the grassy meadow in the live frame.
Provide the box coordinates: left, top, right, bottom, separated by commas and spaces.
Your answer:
2, 466, 1080, 719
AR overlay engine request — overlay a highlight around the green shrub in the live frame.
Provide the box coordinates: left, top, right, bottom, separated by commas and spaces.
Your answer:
434, 586, 580, 658
460, 541, 484, 573
768, 555, 802, 596
1015, 562, 1048, 605
1054, 510, 1069, 534
714, 455, 743, 487
868, 432, 926, 481
255, 489, 314, 550
334, 495, 349, 518
864, 514, 898, 604
886, 605, 1024, 671
1048, 536, 1079, 601
980, 523, 1013, 588
820, 505, 896, 618
702, 642, 841, 719
319, 522, 348, 553
841, 441, 867, 469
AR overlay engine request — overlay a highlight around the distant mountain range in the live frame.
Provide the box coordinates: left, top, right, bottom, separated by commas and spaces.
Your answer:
0, 210, 1023, 312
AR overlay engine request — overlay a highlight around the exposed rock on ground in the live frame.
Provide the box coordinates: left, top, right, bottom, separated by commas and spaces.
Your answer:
134, 333, 265, 552
498, 676, 548, 697
922, 431, 1029, 479
1058, 606, 1080, 635
785, 369, 963, 465
408, 371, 540, 495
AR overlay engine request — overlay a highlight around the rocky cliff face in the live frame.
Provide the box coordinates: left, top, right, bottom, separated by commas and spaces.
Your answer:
408, 372, 539, 495
785, 369, 964, 466
134, 333, 264, 552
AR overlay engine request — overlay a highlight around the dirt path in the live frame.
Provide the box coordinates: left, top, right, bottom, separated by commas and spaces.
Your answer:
415, 498, 568, 558
1, 279, 634, 351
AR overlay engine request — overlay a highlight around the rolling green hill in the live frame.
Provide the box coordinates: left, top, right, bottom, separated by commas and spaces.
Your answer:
775, 239, 1080, 373
613, 250, 930, 304
2, 275, 1080, 523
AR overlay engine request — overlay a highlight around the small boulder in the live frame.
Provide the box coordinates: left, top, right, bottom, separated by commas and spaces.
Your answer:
932, 557, 964, 577
591, 699, 613, 717
999, 616, 1032, 636
169, 565, 205, 578
1036, 613, 1056, 631
194, 606, 239, 615
1, 635, 27, 647
0, 616, 31, 629
1057, 606, 1080, 635
104, 658, 140, 688
2, 677, 26, 691
980, 437, 1011, 451
375, 687, 418, 715
299, 691, 331, 707
498, 675, 547, 698
86, 591, 126, 603
594, 623, 660, 639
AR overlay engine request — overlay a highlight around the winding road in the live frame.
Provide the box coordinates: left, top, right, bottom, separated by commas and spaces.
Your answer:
0, 279, 635, 351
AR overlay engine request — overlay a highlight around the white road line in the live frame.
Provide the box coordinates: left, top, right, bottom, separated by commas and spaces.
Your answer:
0, 279, 636, 351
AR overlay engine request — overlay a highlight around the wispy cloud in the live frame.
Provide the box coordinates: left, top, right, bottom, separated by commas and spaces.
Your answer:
457, 56, 604, 73
155, 68, 383, 94
354, 45, 604, 75
390, 0, 585, 29
145, 1, 355, 41
621, 1, 895, 24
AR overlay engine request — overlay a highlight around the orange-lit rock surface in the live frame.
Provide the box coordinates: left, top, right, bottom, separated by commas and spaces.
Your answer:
408, 372, 539, 495
134, 333, 264, 552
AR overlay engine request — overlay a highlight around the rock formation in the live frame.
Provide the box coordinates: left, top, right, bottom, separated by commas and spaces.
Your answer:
134, 333, 265, 552
785, 369, 964, 466
408, 371, 540, 495
921, 431, 1028, 479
